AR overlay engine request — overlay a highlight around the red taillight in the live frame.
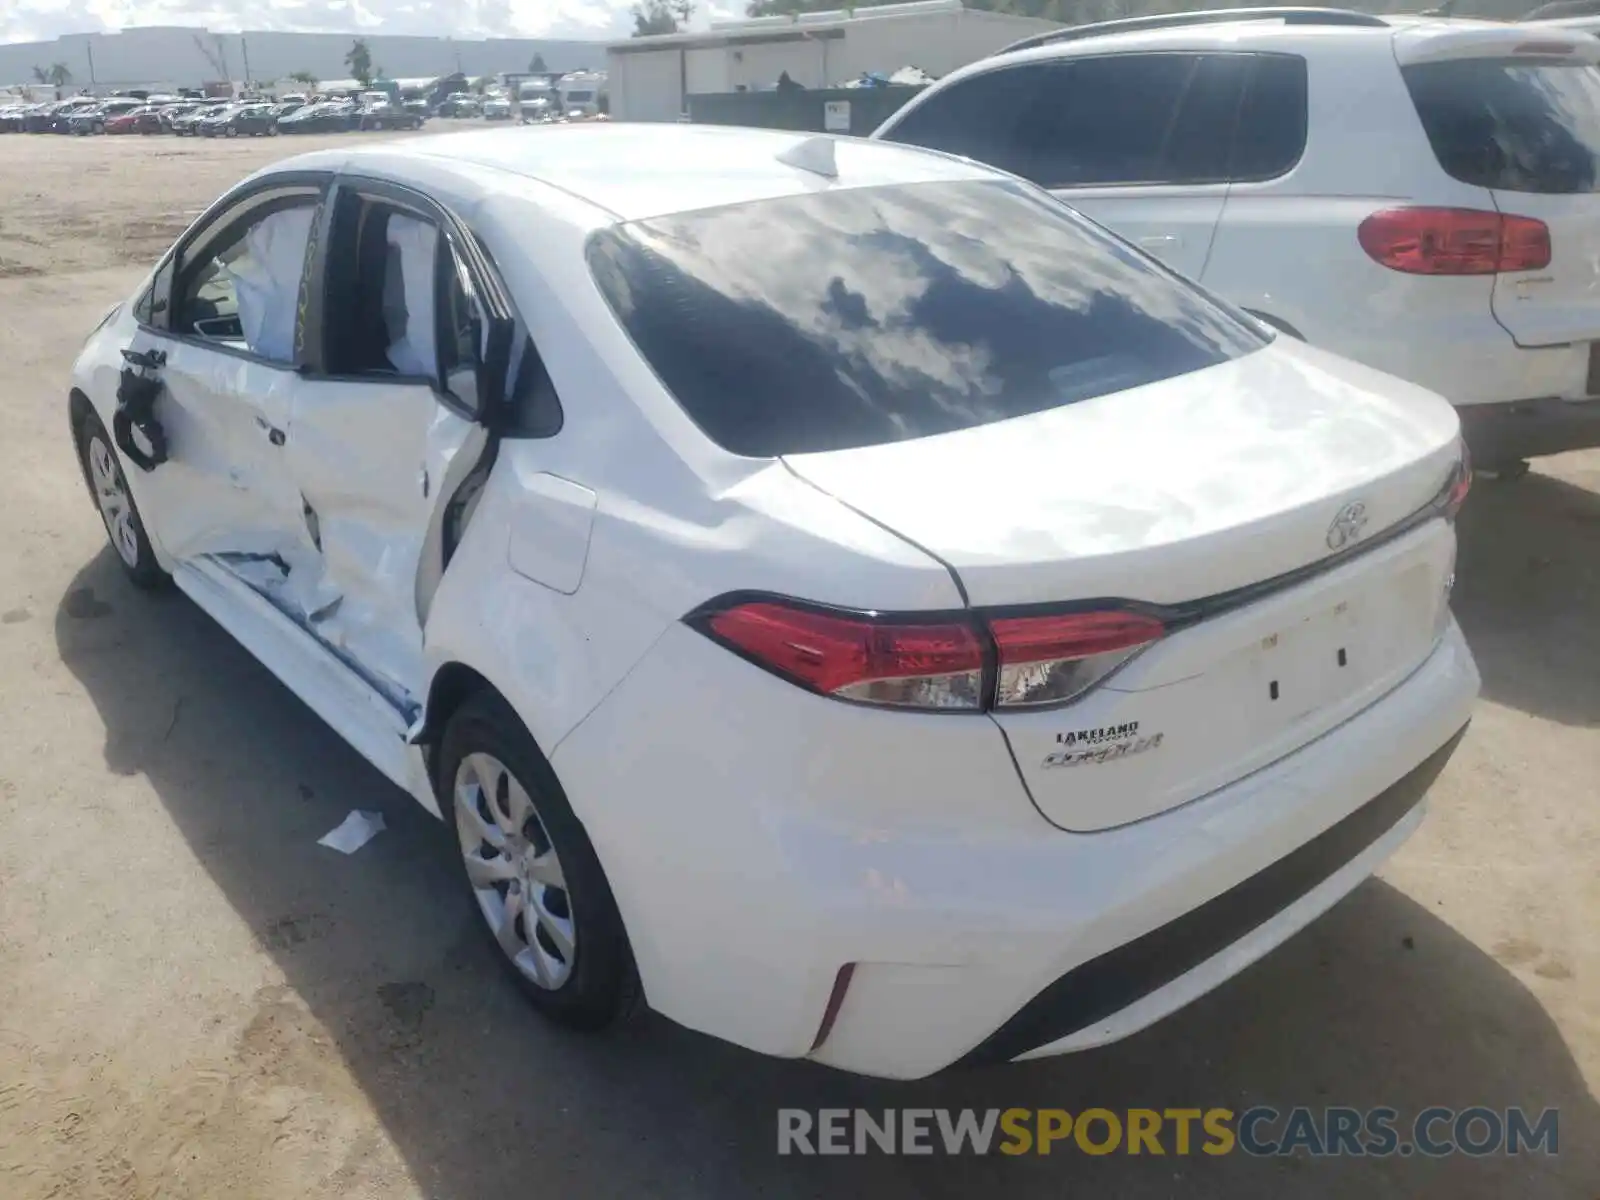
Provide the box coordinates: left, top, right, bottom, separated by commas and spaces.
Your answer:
697, 599, 1165, 711
1444, 443, 1473, 519
1357, 208, 1550, 275
989, 610, 1165, 708
704, 602, 985, 709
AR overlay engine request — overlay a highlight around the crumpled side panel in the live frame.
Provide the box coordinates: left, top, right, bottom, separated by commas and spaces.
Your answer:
274, 378, 482, 710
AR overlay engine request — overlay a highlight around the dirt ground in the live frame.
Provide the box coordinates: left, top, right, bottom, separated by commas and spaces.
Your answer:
0, 129, 1595, 1200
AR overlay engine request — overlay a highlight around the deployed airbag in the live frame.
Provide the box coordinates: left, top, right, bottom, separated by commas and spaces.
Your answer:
384, 214, 439, 377
225, 206, 315, 363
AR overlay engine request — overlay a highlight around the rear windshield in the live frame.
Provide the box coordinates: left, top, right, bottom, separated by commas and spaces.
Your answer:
1404, 58, 1600, 193
587, 180, 1264, 457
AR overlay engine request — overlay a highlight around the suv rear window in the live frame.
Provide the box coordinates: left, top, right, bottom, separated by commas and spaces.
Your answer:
588, 180, 1265, 457
1404, 58, 1600, 193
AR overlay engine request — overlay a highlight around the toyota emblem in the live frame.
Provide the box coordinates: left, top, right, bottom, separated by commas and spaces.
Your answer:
1326, 501, 1369, 551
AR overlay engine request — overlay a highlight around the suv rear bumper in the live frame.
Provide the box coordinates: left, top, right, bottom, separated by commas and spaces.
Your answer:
1455, 396, 1600, 466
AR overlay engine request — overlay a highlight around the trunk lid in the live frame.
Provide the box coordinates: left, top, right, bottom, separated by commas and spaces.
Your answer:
785, 341, 1463, 831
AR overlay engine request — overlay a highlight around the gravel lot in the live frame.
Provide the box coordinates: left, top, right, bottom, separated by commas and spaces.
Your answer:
0, 129, 1595, 1200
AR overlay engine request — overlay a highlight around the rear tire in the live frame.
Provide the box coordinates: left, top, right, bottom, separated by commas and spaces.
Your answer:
438, 692, 641, 1031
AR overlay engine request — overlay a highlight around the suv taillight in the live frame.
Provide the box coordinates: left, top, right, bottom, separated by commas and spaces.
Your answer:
695, 600, 1163, 712
1443, 442, 1473, 519
1358, 207, 1550, 275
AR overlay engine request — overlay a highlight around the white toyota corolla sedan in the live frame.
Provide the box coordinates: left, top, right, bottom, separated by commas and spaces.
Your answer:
69, 124, 1480, 1079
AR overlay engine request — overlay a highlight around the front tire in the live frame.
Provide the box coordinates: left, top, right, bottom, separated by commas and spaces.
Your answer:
438, 692, 639, 1031
77, 413, 165, 589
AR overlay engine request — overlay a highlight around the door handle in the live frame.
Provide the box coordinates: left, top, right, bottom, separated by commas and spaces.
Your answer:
254, 415, 286, 446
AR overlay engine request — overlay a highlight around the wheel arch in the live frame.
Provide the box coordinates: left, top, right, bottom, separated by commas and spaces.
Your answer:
68, 387, 101, 498
415, 660, 497, 774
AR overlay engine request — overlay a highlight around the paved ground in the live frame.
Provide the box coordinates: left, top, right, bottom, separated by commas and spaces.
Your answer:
0, 130, 1596, 1200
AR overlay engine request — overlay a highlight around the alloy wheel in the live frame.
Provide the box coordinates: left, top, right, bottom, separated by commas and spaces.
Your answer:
454, 751, 576, 989
87, 435, 139, 568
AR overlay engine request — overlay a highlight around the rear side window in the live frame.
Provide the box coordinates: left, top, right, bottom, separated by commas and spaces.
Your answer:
1014, 54, 1242, 187
885, 53, 1272, 189
1404, 58, 1600, 193
1231, 54, 1309, 180
879, 64, 1054, 177
588, 180, 1265, 457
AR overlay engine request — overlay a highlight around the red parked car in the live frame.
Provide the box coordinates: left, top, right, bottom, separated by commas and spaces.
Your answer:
104, 105, 165, 135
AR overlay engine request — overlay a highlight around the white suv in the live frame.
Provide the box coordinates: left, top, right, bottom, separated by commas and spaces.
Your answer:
875, 7, 1600, 474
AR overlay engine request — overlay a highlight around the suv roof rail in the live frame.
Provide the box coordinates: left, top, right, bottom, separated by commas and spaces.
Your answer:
993, 7, 1389, 57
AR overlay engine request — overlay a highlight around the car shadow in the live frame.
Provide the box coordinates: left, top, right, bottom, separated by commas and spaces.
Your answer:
55, 549, 1599, 1199
1453, 468, 1600, 727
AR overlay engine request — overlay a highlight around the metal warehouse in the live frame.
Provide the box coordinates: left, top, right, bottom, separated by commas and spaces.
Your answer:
605, 0, 1060, 123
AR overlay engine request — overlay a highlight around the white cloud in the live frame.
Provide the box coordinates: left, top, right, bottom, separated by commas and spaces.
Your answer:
0, 0, 652, 42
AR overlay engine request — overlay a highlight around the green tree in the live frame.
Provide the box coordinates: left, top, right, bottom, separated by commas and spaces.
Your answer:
287, 69, 318, 88
48, 62, 72, 89
345, 38, 374, 86
30, 64, 47, 83
632, 0, 693, 35
530, 53, 549, 73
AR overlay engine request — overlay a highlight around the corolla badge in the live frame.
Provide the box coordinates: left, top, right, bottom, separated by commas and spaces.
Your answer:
1326, 500, 1369, 551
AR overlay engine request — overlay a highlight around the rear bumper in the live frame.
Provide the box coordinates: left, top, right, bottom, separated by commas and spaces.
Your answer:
958, 723, 1465, 1068
1455, 395, 1600, 465
558, 618, 1480, 1079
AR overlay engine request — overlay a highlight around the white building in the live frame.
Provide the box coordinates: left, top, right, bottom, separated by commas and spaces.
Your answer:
606, 0, 1059, 123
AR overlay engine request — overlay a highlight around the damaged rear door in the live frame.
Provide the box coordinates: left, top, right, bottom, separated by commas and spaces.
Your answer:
267, 176, 514, 718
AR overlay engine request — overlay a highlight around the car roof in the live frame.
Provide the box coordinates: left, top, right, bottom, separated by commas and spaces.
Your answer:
271, 123, 998, 222
984, 12, 1517, 59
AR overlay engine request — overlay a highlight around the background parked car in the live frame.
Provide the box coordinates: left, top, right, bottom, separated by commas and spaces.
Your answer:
437, 92, 480, 117
0, 104, 28, 133
68, 99, 143, 135
50, 98, 101, 132
277, 100, 357, 134
170, 104, 226, 136
199, 103, 280, 138
482, 96, 512, 121
356, 99, 424, 130
159, 102, 198, 132
104, 105, 166, 135
873, 11, 1600, 473
22, 103, 62, 132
